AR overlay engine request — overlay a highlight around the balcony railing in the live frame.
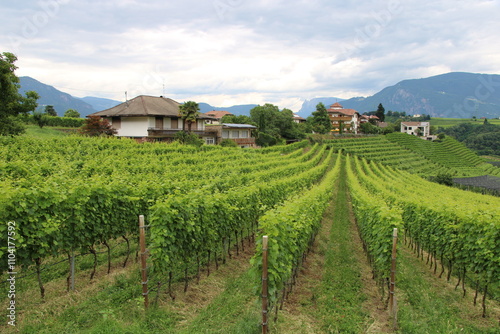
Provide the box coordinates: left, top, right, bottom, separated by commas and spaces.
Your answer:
330, 116, 352, 122
148, 128, 217, 137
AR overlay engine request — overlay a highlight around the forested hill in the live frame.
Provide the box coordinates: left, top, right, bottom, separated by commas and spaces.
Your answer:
440, 122, 500, 156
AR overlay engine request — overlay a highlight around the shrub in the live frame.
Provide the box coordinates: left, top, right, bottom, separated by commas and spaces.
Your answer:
219, 139, 238, 147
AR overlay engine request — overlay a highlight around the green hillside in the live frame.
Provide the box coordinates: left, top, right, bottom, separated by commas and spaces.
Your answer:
432, 117, 500, 128
324, 134, 500, 177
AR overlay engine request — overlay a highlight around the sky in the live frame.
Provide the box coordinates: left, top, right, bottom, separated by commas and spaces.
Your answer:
2, 0, 500, 111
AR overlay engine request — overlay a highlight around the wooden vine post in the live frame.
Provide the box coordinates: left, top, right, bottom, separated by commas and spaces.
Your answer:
389, 228, 398, 319
70, 250, 75, 291
139, 215, 149, 309
261, 235, 269, 334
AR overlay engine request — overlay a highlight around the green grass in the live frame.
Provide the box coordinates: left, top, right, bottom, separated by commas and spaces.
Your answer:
431, 117, 500, 128
396, 246, 499, 333
310, 164, 369, 332
177, 269, 260, 334
23, 124, 75, 137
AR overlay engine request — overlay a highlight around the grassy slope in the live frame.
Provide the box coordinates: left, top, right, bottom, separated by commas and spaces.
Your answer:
23, 125, 72, 137
431, 117, 500, 128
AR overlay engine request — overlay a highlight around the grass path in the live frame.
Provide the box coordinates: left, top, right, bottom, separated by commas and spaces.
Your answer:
272, 160, 389, 333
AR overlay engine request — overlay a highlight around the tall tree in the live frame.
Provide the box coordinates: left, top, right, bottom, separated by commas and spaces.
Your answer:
179, 101, 200, 133
250, 103, 307, 146
375, 103, 385, 122
250, 103, 279, 133
44, 105, 57, 116
309, 102, 332, 134
0, 52, 39, 136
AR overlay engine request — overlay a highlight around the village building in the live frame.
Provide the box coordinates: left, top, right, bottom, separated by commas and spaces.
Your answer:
207, 123, 257, 148
293, 113, 306, 123
204, 110, 234, 124
88, 95, 217, 143
327, 102, 360, 134
400, 121, 430, 137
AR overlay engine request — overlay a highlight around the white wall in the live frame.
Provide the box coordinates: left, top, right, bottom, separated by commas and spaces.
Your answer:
117, 117, 151, 137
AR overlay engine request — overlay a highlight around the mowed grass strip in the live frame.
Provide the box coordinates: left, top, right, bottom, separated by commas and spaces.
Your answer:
272, 161, 372, 333
313, 167, 369, 333
396, 245, 500, 333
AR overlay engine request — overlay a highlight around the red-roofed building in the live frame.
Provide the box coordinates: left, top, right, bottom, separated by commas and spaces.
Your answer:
360, 115, 380, 124
204, 110, 234, 124
327, 103, 360, 134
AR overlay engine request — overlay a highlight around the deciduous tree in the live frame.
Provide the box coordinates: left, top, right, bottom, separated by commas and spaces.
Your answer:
64, 109, 80, 118
309, 102, 332, 134
0, 52, 39, 136
44, 105, 57, 116
78, 116, 117, 136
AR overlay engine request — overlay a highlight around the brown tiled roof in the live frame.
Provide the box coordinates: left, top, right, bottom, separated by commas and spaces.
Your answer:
327, 102, 359, 117
204, 110, 234, 119
89, 96, 211, 119
293, 114, 306, 120
329, 108, 359, 116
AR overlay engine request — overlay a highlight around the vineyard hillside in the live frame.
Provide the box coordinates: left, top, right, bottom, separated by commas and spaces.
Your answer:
1, 135, 498, 333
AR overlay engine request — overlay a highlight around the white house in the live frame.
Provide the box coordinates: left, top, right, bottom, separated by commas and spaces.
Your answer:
400, 121, 430, 137
88, 95, 216, 142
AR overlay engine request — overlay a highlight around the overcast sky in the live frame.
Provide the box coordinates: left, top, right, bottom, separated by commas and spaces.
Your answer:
2, 0, 499, 110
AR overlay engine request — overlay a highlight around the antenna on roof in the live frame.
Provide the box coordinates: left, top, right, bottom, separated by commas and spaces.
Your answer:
125, 91, 128, 106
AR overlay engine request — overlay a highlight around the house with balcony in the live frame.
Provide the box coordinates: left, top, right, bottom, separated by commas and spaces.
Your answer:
327, 102, 360, 134
206, 123, 257, 147
88, 95, 217, 143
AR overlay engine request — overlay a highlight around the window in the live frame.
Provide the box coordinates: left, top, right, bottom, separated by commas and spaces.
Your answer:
240, 130, 248, 138
231, 130, 239, 138
222, 130, 229, 138
111, 117, 121, 129
205, 138, 215, 145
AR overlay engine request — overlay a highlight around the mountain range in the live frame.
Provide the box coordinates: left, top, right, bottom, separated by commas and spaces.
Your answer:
297, 72, 500, 119
19, 72, 500, 119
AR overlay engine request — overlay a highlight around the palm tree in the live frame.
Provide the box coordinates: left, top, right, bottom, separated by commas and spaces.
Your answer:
179, 101, 200, 133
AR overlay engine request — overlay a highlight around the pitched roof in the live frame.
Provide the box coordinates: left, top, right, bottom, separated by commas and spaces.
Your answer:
89, 95, 180, 117
89, 95, 212, 119
330, 102, 343, 108
204, 110, 234, 119
328, 108, 359, 116
293, 114, 306, 120
327, 103, 359, 116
